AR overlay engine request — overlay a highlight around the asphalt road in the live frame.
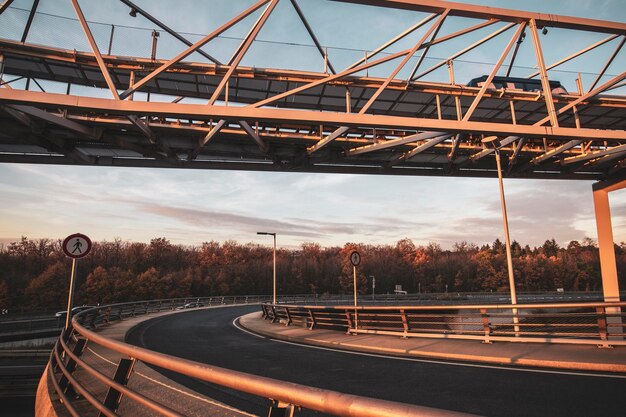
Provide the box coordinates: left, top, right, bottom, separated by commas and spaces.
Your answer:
126, 305, 626, 417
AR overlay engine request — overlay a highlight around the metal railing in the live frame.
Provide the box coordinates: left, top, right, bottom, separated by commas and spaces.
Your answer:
47, 297, 473, 417
261, 302, 626, 347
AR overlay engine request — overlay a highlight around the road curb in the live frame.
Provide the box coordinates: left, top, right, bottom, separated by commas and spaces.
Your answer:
239, 312, 626, 374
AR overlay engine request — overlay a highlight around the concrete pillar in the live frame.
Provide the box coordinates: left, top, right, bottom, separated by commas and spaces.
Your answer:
593, 188, 620, 302
592, 177, 625, 340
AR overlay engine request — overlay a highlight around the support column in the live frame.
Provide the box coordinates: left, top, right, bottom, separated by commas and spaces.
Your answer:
592, 177, 625, 340
593, 188, 620, 302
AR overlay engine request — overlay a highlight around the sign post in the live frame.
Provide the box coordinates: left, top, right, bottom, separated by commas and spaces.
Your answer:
350, 251, 361, 331
62, 233, 92, 329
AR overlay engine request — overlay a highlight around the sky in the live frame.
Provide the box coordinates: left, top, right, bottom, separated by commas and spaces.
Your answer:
0, 0, 625, 250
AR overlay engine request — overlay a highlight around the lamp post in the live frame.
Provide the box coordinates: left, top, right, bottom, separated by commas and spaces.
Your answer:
482, 136, 519, 333
257, 232, 276, 305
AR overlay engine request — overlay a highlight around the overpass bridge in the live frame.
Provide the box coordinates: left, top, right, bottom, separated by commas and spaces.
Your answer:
0, 0, 624, 316
0, 0, 624, 179
0, 1, 625, 415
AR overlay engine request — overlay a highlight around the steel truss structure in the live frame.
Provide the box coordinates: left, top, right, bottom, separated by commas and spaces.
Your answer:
0, 0, 625, 180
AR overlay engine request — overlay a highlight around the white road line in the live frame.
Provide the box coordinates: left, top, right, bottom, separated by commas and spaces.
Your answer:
232, 318, 266, 339
268, 339, 626, 380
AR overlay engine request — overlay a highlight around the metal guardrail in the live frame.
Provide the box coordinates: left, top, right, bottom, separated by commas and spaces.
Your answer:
46, 296, 473, 417
261, 302, 626, 347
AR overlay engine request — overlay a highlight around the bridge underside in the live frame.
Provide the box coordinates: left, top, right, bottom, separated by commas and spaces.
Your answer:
0, 0, 625, 180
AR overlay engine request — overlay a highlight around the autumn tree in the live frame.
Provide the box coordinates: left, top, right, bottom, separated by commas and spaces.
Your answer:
0, 280, 10, 311
337, 244, 368, 295
23, 261, 71, 309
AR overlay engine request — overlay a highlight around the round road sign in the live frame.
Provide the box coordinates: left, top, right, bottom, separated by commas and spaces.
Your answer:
62, 233, 92, 259
350, 251, 361, 266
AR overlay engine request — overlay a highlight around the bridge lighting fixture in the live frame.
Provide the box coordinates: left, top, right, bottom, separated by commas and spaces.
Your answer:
129, 8, 138, 17
257, 232, 277, 305
542, 27, 548, 35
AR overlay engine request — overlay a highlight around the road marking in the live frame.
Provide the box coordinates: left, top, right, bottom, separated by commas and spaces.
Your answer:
232, 317, 266, 339
268, 340, 626, 380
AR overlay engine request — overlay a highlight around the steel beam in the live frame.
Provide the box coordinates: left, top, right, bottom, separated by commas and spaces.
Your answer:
118, 0, 269, 100
306, 126, 350, 154
188, 119, 227, 161
535, 70, 626, 127
240, 120, 269, 153
307, 11, 449, 154
290, 0, 337, 74
2, 89, 626, 142
118, 0, 220, 64
589, 37, 625, 92
0, 0, 15, 16
530, 140, 583, 164
463, 23, 526, 121
404, 13, 447, 81
330, 0, 626, 35
562, 143, 626, 165
251, 48, 411, 109
413, 23, 515, 81
347, 13, 437, 71
7, 105, 98, 138
392, 133, 452, 163
526, 35, 620, 79
210, 0, 279, 105
20, 0, 39, 43
346, 131, 447, 156
529, 19, 559, 127
468, 136, 519, 162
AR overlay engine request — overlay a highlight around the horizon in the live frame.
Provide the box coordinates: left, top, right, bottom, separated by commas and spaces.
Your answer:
0, 0, 624, 252
0, 233, 610, 252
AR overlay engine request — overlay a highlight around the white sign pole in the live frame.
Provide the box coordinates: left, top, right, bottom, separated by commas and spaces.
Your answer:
61, 233, 92, 329
353, 265, 358, 331
64, 258, 77, 330
349, 251, 361, 333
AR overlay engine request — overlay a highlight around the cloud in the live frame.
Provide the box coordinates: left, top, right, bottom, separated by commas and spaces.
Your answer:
135, 201, 432, 244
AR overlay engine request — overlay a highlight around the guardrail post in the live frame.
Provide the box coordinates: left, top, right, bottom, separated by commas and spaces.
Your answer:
400, 309, 409, 338
480, 308, 492, 344
99, 358, 135, 417
345, 311, 353, 334
58, 337, 87, 394
271, 305, 278, 323
308, 309, 316, 330
596, 307, 612, 348
284, 307, 292, 326
268, 401, 296, 416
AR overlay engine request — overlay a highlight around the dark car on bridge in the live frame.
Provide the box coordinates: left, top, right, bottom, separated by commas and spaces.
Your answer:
176, 302, 205, 310
468, 75, 568, 95
55, 305, 96, 319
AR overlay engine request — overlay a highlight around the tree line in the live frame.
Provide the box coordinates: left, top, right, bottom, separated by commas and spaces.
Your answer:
0, 236, 624, 312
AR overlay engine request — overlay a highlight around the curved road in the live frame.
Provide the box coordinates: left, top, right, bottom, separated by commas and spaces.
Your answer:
126, 305, 626, 417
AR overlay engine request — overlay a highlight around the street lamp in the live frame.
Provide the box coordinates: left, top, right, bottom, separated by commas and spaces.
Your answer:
257, 232, 277, 304
482, 136, 519, 332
